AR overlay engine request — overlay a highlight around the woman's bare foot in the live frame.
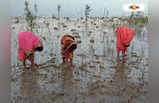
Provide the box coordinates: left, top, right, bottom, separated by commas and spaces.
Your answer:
70, 61, 73, 66
24, 67, 27, 72
69, 64, 73, 69
62, 62, 65, 65
122, 57, 126, 63
64, 63, 72, 69
31, 63, 39, 68
68, 64, 73, 70
117, 57, 120, 63
34, 64, 39, 68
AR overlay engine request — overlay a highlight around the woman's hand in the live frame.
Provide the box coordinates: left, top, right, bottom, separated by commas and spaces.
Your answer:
30, 64, 39, 70
121, 42, 130, 48
23, 58, 27, 72
34, 64, 39, 68
124, 44, 130, 47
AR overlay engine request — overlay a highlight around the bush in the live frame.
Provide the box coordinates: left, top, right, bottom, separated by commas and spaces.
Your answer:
24, 0, 37, 32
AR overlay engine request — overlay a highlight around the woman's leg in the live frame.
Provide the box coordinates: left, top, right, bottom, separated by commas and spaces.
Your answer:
117, 48, 120, 61
18, 49, 27, 71
122, 50, 126, 62
61, 45, 65, 64
65, 57, 69, 64
28, 53, 38, 69
69, 52, 73, 67
22, 59, 27, 71
62, 57, 65, 64
70, 58, 73, 67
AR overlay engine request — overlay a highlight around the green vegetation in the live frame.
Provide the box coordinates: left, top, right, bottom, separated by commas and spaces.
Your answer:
57, 5, 61, 19
24, 0, 37, 32
85, 4, 91, 35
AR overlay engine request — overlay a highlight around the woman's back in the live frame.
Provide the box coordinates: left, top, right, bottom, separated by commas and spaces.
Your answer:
18, 32, 41, 51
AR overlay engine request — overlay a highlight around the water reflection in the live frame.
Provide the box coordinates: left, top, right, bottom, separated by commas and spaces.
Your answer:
11, 18, 148, 103
62, 65, 76, 103
20, 71, 41, 103
113, 63, 127, 90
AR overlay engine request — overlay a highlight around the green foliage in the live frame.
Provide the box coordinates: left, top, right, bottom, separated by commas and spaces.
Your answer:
57, 5, 61, 18
85, 4, 91, 20
34, 3, 38, 13
84, 4, 92, 36
134, 17, 148, 25
119, 17, 148, 26
24, 0, 37, 32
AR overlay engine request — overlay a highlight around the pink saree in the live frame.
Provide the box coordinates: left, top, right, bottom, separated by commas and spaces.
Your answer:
18, 32, 42, 61
116, 26, 135, 52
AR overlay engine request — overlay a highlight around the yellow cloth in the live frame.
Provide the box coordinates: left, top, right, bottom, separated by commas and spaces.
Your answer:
61, 44, 73, 59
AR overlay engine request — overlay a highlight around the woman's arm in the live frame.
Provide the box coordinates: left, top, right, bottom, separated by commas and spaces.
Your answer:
28, 53, 38, 69
23, 58, 27, 71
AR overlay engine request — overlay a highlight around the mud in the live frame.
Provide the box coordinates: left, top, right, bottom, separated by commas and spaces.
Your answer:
11, 17, 148, 103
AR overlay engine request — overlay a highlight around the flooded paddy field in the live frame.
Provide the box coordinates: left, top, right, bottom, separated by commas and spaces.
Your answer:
11, 17, 148, 103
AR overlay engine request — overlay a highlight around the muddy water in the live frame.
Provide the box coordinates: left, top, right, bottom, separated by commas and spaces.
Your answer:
11, 18, 148, 103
